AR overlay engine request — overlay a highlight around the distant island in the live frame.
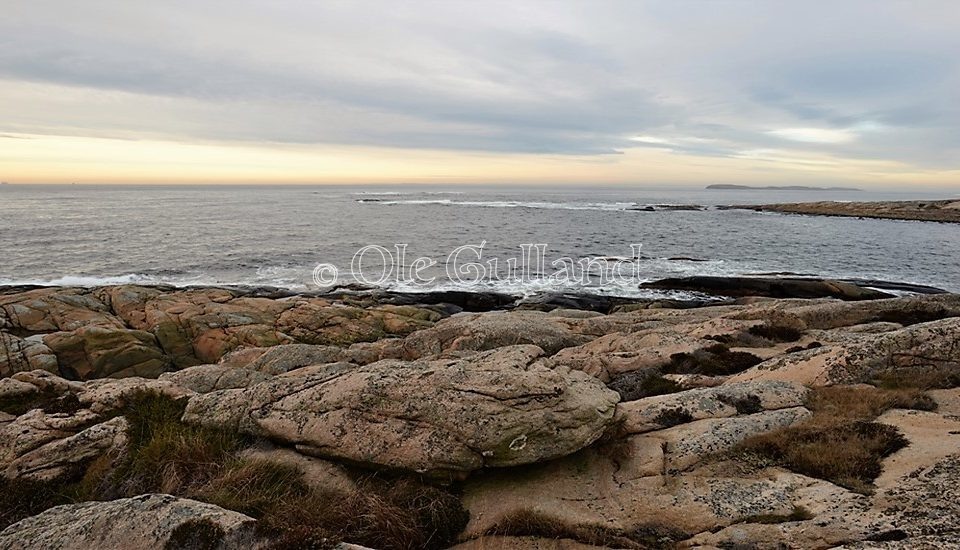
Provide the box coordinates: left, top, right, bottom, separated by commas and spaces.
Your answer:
706, 184, 861, 191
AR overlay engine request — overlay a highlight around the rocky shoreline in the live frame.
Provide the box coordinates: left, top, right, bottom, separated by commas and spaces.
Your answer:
1, 283, 959, 549
728, 199, 960, 223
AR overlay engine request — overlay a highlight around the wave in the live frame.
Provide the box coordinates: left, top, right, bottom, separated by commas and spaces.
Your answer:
356, 199, 705, 212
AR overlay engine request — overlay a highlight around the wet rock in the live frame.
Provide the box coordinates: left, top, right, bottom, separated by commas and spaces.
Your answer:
641, 276, 893, 300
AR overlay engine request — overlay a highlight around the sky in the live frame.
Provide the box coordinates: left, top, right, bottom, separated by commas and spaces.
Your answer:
1, 1, 959, 187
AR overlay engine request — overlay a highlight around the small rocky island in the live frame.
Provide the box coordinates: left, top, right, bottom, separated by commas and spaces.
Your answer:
1, 282, 959, 549
733, 199, 960, 223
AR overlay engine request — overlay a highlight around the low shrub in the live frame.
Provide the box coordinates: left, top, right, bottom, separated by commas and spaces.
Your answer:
165, 518, 226, 550
665, 344, 763, 376
718, 393, 763, 414
258, 477, 469, 550
747, 324, 803, 343
653, 407, 694, 427
737, 505, 813, 525
607, 371, 684, 401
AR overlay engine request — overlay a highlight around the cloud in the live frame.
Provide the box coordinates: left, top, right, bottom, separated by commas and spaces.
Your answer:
768, 128, 857, 144
0, 0, 958, 175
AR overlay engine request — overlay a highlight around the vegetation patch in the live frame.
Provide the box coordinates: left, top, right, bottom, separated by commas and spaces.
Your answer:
484, 510, 684, 549
165, 518, 226, 550
735, 385, 934, 493
806, 385, 936, 420
607, 370, 684, 401
654, 407, 694, 427
0, 389, 83, 417
257, 477, 468, 550
747, 324, 803, 343
738, 421, 907, 493
0, 476, 73, 530
872, 364, 960, 391
665, 344, 763, 376
737, 505, 813, 525
718, 393, 763, 414
786, 341, 822, 353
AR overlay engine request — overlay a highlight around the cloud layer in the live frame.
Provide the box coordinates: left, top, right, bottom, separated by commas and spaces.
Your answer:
1, 1, 958, 183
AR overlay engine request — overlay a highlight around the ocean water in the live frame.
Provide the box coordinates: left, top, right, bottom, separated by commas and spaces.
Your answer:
1, 184, 958, 296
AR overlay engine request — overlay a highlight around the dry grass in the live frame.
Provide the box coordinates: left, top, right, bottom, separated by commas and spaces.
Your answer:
805, 385, 936, 420
872, 365, 960, 391
107, 392, 468, 550
0, 391, 469, 549
483, 510, 684, 549
736, 385, 933, 493
257, 477, 469, 550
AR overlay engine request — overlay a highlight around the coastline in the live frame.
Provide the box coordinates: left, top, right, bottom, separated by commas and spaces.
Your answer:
729, 198, 960, 223
1, 282, 959, 547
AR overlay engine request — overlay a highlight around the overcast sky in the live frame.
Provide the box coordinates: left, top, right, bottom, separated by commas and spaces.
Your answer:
1, 1, 959, 186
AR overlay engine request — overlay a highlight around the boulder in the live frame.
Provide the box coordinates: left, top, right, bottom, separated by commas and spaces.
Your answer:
617, 381, 808, 434
0, 288, 123, 333
2, 416, 127, 481
0, 409, 104, 475
77, 377, 194, 414
0, 334, 58, 378
159, 365, 271, 393
0, 494, 259, 550
235, 343, 346, 375
183, 345, 619, 476
548, 318, 761, 380
649, 407, 812, 471
729, 318, 960, 386
42, 326, 171, 380
276, 302, 437, 346
400, 311, 590, 359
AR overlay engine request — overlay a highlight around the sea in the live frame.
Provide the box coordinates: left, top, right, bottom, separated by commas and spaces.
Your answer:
1, 184, 958, 297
